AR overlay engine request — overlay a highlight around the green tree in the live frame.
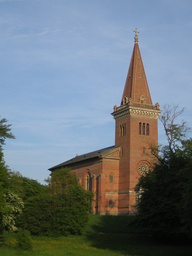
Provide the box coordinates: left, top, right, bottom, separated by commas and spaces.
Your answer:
2, 192, 24, 232
0, 117, 15, 234
179, 139, 192, 239
10, 171, 48, 201
135, 149, 191, 239
46, 167, 78, 195
18, 168, 93, 236
0, 118, 15, 148
134, 104, 192, 240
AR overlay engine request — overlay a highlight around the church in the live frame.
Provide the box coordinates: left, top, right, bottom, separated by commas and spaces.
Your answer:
49, 30, 161, 215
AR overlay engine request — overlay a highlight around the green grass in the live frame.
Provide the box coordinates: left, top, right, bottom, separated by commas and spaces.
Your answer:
1, 215, 192, 256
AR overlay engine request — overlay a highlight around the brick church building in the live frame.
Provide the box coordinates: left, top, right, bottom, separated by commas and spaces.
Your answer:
49, 30, 161, 215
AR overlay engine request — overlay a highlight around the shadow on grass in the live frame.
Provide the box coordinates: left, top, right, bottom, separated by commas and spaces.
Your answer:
0, 234, 5, 247
84, 215, 192, 256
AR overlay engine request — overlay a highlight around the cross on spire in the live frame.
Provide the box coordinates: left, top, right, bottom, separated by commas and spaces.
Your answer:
133, 28, 139, 43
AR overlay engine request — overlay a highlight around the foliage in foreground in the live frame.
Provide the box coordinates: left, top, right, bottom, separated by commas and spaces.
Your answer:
2, 215, 192, 256
134, 104, 192, 240
9, 171, 48, 201
2, 192, 24, 232
17, 168, 93, 236
135, 145, 192, 239
0, 117, 15, 234
16, 228, 33, 250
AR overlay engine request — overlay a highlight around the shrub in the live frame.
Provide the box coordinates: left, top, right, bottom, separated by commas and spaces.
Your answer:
17, 184, 93, 236
16, 228, 33, 250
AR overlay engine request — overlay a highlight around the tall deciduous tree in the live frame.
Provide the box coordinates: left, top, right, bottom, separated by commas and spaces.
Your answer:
0, 117, 15, 233
134, 104, 192, 240
0, 118, 15, 148
159, 103, 190, 152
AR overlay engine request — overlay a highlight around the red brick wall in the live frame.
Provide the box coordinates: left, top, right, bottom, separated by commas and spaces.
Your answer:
70, 157, 120, 215
115, 114, 158, 214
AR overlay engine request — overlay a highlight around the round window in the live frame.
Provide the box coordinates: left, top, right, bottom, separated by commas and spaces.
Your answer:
139, 164, 149, 175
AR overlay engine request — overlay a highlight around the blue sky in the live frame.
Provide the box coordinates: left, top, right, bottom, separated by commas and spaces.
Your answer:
1, 0, 192, 184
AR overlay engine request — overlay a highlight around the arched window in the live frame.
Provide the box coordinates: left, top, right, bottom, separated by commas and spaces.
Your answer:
120, 124, 126, 136
110, 174, 113, 184
139, 122, 142, 135
146, 123, 149, 136
139, 122, 150, 136
120, 125, 122, 136
143, 123, 146, 135
86, 173, 91, 191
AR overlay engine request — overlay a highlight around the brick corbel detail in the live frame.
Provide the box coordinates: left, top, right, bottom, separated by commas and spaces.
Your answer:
112, 105, 161, 121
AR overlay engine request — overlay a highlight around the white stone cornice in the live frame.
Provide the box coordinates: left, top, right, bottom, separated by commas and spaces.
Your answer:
112, 106, 161, 121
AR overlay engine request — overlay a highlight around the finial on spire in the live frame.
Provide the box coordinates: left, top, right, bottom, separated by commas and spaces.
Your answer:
133, 28, 139, 43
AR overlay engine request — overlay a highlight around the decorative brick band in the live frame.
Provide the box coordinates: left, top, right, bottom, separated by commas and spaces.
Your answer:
112, 106, 161, 121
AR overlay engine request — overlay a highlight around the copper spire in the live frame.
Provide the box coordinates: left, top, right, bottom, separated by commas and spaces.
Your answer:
121, 30, 152, 105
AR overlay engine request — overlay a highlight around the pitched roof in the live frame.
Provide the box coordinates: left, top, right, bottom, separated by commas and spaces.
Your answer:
49, 145, 116, 171
121, 37, 152, 105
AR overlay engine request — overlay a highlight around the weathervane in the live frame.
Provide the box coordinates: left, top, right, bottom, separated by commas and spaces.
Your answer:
133, 28, 139, 43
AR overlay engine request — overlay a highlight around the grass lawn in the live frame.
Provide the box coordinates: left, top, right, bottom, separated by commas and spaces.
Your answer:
1, 215, 192, 256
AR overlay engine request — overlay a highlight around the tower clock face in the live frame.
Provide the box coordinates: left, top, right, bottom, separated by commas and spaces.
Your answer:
139, 164, 149, 175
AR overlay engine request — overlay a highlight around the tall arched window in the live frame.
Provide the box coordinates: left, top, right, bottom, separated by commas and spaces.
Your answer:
139, 122, 150, 136
86, 173, 91, 191
143, 123, 146, 135
120, 124, 126, 136
122, 124, 125, 136
146, 123, 149, 135
110, 174, 113, 184
139, 122, 142, 135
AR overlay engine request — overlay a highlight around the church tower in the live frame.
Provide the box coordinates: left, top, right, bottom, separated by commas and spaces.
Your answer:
112, 29, 161, 215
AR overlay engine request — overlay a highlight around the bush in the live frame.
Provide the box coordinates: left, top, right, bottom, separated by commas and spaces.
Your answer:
17, 184, 93, 236
16, 228, 33, 250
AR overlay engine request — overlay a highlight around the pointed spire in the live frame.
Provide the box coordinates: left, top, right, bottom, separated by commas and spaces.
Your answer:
121, 30, 152, 106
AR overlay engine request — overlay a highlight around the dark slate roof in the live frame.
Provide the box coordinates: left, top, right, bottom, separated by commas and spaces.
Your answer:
49, 145, 115, 171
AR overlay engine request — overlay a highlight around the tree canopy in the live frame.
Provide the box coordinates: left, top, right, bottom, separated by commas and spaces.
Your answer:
0, 117, 16, 233
0, 118, 15, 148
134, 104, 192, 241
46, 167, 78, 195
18, 168, 93, 236
9, 171, 48, 201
